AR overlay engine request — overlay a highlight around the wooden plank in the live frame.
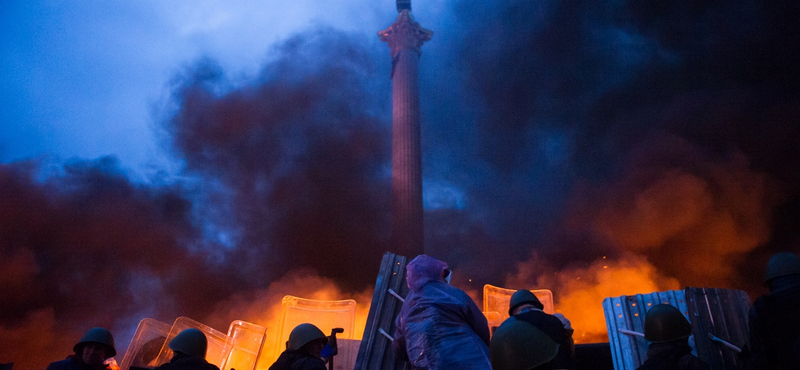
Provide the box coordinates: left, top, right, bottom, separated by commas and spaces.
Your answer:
684, 287, 751, 370
725, 290, 751, 355
711, 289, 741, 368
687, 287, 723, 369
354, 252, 409, 370
602, 297, 627, 370
627, 293, 648, 364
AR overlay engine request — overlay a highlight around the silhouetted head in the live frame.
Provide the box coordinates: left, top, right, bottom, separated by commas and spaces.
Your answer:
288, 323, 328, 358
508, 289, 544, 316
169, 329, 208, 358
764, 252, 800, 288
74, 327, 116, 366
644, 304, 692, 343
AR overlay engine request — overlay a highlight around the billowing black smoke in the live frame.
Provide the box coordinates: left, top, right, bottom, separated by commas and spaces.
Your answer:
420, 0, 800, 293
3, 0, 800, 367
1, 29, 393, 369
165, 28, 392, 289
0, 157, 233, 368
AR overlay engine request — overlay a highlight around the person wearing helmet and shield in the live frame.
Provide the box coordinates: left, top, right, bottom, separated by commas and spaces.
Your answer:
393, 254, 492, 370
490, 316, 560, 370
636, 304, 710, 370
154, 328, 219, 370
46, 327, 117, 370
508, 289, 575, 369
745, 252, 800, 369
269, 323, 328, 370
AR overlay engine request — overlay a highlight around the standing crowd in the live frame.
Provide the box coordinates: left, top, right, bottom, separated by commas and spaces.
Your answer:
392, 254, 576, 370
390, 253, 800, 370
41, 252, 799, 370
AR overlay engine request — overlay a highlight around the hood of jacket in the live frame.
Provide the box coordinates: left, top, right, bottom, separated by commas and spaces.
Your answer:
406, 254, 448, 292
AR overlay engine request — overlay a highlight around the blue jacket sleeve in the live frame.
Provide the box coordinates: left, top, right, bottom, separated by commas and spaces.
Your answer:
393, 310, 409, 362
461, 289, 491, 346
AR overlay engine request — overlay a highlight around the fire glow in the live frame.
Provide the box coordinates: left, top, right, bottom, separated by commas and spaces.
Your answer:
203, 272, 372, 369
504, 253, 681, 344
242, 252, 681, 366
180, 256, 673, 369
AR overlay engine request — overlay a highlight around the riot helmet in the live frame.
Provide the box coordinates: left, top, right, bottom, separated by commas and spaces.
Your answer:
764, 252, 800, 285
74, 327, 116, 358
168, 328, 208, 358
287, 323, 327, 351
644, 304, 692, 343
509, 289, 544, 316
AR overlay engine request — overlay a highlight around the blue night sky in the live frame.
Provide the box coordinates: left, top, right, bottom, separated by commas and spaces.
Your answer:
1, 0, 408, 175
2, 1, 799, 368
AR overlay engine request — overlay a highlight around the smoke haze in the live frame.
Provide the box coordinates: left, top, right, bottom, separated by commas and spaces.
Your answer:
2, 0, 800, 368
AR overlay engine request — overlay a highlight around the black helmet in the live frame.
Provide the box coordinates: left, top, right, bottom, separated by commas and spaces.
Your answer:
764, 252, 800, 285
287, 323, 327, 351
491, 317, 559, 370
644, 304, 692, 343
168, 329, 208, 358
74, 327, 116, 357
508, 289, 544, 316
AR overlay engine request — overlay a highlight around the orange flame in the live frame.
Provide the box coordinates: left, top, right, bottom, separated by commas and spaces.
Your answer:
506, 253, 680, 343
204, 270, 372, 369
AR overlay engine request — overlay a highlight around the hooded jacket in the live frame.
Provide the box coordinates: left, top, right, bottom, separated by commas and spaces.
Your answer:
393, 255, 491, 370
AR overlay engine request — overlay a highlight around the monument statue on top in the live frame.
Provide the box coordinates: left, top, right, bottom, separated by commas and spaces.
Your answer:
379, 0, 432, 258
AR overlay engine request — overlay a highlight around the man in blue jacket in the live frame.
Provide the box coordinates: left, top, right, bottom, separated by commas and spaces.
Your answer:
393, 254, 492, 370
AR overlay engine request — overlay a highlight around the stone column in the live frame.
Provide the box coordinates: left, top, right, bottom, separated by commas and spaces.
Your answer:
379, 10, 432, 258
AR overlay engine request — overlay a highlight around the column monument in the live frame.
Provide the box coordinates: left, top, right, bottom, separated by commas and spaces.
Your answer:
378, 0, 432, 258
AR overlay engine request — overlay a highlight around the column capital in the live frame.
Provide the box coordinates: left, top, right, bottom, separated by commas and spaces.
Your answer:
378, 10, 433, 57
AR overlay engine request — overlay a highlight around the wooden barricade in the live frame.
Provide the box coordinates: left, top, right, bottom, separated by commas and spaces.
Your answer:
603, 288, 750, 370
354, 252, 410, 370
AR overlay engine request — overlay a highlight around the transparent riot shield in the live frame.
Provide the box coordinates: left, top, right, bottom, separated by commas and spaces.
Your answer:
483, 311, 504, 337
120, 318, 171, 370
153, 317, 232, 368
483, 284, 555, 324
220, 320, 267, 370
266, 296, 357, 370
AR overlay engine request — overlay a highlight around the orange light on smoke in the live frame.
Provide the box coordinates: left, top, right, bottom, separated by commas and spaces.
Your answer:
548, 255, 680, 343
504, 253, 681, 344
213, 274, 372, 370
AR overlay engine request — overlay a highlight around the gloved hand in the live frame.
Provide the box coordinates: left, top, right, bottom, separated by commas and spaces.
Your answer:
320, 343, 334, 358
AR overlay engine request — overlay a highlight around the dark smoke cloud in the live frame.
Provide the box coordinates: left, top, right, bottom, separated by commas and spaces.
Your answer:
420, 0, 800, 293
571, 134, 782, 287
2, 27, 393, 369
4, 0, 800, 366
0, 157, 232, 369
164, 27, 392, 290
